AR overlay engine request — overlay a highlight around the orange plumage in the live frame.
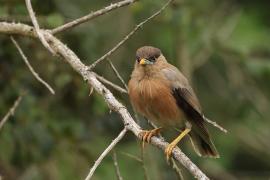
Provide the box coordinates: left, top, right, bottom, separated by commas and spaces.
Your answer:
129, 63, 182, 127
128, 46, 219, 158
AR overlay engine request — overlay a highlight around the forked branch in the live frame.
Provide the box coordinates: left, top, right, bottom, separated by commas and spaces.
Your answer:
25, 0, 55, 55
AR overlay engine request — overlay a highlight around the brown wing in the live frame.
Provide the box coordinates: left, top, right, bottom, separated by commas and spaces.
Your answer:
162, 67, 209, 140
172, 87, 220, 157
172, 87, 209, 138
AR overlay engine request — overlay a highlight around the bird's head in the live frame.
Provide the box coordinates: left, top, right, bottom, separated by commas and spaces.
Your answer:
135, 46, 162, 66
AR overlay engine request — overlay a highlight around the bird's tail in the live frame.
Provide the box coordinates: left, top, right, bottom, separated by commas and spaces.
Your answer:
189, 131, 220, 158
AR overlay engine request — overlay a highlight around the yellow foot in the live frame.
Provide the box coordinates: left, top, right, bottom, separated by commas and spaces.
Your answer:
139, 127, 162, 149
164, 128, 191, 161
165, 142, 178, 161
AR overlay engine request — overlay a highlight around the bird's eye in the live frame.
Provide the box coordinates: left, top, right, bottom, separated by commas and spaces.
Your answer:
149, 56, 155, 62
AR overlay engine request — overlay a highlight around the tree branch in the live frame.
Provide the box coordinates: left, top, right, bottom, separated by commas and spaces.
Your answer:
112, 151, 124, 180
10, 36, 55, 94
88, 0, 174, 70
0, 95, 23, 131
140, 146, 150, 180
25, 0, 56, 55
120, 151, 142, 162
51, 0, 138, 34
0, 22, 209, 180
85, 128, 127, 180
107, 59, 128, 91
93, 72, 128, 94
203, 116, 227, 133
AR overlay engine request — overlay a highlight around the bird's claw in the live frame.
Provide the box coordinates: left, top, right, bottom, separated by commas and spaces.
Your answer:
139, 127, 162, 149
164, 143, 177, 162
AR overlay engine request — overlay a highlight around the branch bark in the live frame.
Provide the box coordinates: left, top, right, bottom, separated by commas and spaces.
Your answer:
0, 22, 209, 180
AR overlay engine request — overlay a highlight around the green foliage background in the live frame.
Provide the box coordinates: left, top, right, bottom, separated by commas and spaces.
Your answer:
1, 0, 270, 179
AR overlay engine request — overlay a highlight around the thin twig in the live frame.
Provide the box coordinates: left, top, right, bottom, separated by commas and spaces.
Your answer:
89, 86, 94, 96
120, 151, 142, 162
140, 146, 150, 180
203, 116, 227, 133
0, 95, 23, 131
85, 128, 127, 180
10, 36, 55, 94
51, 0, 138, 34
107, 59, 128, 91
131, 99, 151, 180
88, 0, 174, 70
25, 0, 55, 55
171, 159, 184, 180
138, 117, 158, 180
112, 151, 124, 180
93, 72, 128, 94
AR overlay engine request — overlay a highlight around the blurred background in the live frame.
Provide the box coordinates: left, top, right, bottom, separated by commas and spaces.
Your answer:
1, 0, 270, 179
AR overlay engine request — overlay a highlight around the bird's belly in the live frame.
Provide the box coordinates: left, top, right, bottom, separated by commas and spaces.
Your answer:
143, 96, 183, 127
130, 79, 184, 127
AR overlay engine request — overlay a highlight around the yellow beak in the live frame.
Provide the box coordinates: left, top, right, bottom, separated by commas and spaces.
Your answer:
139, 58, 147, 65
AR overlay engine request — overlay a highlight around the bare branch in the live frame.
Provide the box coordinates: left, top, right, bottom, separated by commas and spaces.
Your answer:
88, 0, 174, 70
107, 59, 128, 91
0, 95, 23, 131
112, 151, 124, 180
140, 146, 150, 180
25, 0, 55, 55
203, 116, 227, 133
10, 36, 55, 94
85, 128, 127, 180
93, 72, 128, 94
120, 151, 142, 162
121, 149, 150, 180
0, 22, 210, 180
51, 0, 138, 34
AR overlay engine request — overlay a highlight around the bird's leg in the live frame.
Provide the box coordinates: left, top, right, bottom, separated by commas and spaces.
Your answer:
165, 128, 191, 161
139, 127, 162, 148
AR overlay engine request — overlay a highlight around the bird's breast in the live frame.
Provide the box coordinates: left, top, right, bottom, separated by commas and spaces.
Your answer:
128, 77, 183, 127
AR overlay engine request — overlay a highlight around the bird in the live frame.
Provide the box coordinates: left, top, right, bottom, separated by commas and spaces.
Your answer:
128, 46, 219, 160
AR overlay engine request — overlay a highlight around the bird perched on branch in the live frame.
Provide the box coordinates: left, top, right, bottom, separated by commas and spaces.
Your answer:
128, 46, 219, 160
